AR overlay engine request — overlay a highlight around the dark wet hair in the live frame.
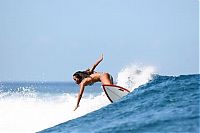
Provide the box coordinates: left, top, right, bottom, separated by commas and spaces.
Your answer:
73, 71, 90, 83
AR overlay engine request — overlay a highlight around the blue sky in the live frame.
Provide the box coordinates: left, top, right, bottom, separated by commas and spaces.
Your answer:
0, 0, 198, 81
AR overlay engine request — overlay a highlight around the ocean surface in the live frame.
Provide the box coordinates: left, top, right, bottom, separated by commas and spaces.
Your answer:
0, 65, 199, 133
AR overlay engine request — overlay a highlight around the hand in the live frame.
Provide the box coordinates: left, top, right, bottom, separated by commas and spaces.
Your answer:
73, 105, 79, 111
100, 54, 103, 61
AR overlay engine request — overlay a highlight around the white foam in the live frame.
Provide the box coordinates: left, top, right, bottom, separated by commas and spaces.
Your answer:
0, 64, 156, 133
0, 93, 110, 133
116, 64, 156, 91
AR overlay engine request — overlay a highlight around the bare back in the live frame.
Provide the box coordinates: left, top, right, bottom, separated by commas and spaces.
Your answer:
88, 72, 113, 85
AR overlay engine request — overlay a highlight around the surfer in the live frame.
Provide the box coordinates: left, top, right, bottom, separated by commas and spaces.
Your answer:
73, 54, 113, 111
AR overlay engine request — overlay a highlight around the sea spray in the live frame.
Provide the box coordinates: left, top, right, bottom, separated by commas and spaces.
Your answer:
116, 64, 156, 91
0, 90, 109, 133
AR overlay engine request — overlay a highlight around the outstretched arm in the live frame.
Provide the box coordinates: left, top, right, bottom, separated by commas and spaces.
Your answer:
88, 54, 103, 74
74, 83, 84, 111
74, 79, 90, 111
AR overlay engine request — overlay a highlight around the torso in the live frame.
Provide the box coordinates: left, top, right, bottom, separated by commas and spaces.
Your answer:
83, 72, 113, 86
82, 72, 101, 86
89, 73, 101, 82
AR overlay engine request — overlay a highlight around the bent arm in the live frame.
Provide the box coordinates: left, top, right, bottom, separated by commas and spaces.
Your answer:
89, 54, 103, 73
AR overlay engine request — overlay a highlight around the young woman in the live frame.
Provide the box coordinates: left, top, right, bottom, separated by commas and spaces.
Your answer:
73, 54, 113, 111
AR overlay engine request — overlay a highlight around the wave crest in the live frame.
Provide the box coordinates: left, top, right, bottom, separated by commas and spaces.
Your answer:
116, 64, 156, 91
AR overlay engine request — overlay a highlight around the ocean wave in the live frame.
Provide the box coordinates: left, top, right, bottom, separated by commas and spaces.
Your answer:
39, 74, 200, 133
0, 64, 157, 133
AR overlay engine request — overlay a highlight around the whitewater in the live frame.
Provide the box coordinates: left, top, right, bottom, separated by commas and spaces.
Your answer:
0, 64, 154, 133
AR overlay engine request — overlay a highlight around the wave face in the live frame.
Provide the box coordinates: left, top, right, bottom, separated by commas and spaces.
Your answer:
39, 74, 199, 133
